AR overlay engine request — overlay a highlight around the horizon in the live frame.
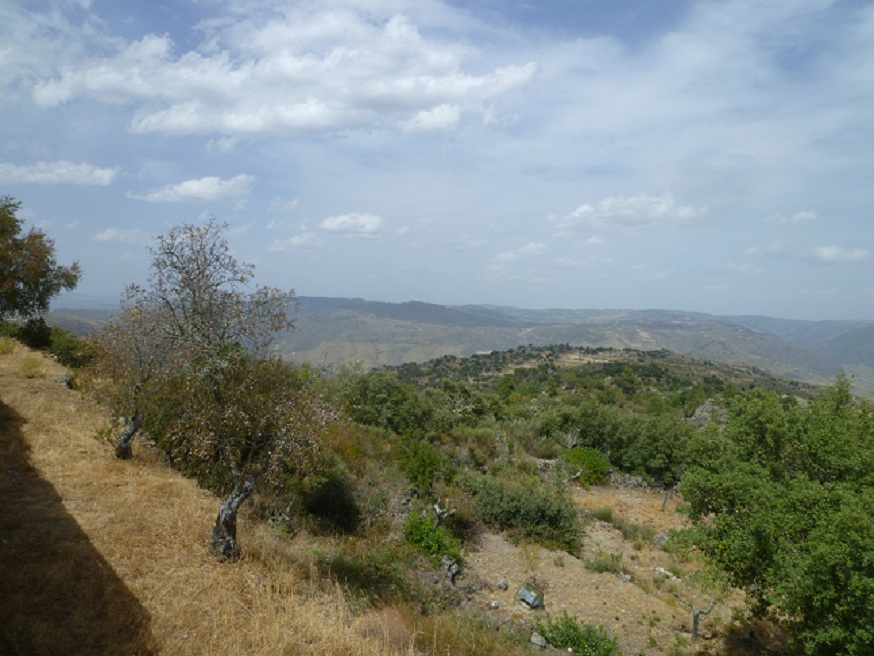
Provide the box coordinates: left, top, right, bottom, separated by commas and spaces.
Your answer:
4, 1, 874, 322
53, 290, 874, 325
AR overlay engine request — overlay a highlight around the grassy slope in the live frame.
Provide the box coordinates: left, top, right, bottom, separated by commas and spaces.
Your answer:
0, 344, 404, 656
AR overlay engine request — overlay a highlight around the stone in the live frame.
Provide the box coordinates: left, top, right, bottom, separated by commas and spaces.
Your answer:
497, 579, 509, 591
489, 600, 500, 610
530, 631, 547, 648
442, 555, 461, 585
517, 582, 544, 610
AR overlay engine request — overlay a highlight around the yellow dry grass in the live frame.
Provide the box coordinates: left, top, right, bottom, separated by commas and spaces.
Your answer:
0, 343, 407, 656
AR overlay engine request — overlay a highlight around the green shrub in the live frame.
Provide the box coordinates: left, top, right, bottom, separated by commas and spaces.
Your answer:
590, 506, 614, 523
399, 436, 454, 492
319, 541, 409, 605
536, 611, 621, 656
460, 472, 581, 552
48, 326, 94, 368
562, 446, 611, 486
403, 512, 463, 566
584, 549, 627, 575
14, 317, 52, 349
0, 336, 13, 355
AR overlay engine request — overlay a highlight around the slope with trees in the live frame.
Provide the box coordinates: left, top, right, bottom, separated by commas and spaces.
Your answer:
90, 219, 332, 561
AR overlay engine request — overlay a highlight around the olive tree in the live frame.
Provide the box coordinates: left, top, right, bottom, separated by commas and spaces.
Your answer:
0, 195, 80, 319
91, 218, 328, 560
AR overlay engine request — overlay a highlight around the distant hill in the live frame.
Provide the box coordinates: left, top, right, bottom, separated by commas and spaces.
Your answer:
48, 296, 874, 395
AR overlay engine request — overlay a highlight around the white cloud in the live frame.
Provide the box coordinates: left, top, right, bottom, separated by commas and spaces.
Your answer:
765, 210, 818, 224
128, 174, 254, 203
453, 235, 486, 250
748, 241, 869, 264
268, 232, 321, 251
492, 241, 547, 265
0, 160, 117, 185
747, 240, 788, 257
31, 14, 537, 137
401, 103, 461, 132
809, 246, 869, 263
93, 227, 149, 244
319, 212, 383, 236
556, 193, 707, 233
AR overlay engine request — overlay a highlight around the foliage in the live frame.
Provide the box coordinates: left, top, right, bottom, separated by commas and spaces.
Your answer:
89, 219, 324, 515
340, 370, 431, 436
398, 435, 455, 492
561, 446, 611, 486
535, 612, 621, 656
584, 550, 627, 575
403, 512, 463, 566
681, 376, 874, 655
3, 317, 93, 368
459, 472, 581, 552
0, 196, 80, 319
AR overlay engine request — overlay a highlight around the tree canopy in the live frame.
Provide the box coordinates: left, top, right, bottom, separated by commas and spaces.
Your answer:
681, 375, 874, 655
90, 218, 327, 561
0, 195, 80, 319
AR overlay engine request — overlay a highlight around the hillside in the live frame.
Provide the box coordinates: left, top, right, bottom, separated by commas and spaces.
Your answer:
48, 296, 874, 394
3, 342, 798, 656
276, 298, 872, 393
0, 344, 408, 655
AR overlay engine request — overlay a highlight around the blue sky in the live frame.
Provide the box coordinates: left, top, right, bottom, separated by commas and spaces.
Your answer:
1, 0, 873, 320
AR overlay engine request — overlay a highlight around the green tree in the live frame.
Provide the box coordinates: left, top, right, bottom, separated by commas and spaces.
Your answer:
340, 370, 431, 436
0, 196, 80, 319
90, 219, 325, 561
681, 378, 874, 654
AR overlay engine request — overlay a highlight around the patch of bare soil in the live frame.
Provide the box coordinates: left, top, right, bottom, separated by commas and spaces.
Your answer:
464, 485, 747, 656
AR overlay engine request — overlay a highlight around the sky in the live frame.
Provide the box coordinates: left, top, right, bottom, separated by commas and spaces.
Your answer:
1, 0, 873, 321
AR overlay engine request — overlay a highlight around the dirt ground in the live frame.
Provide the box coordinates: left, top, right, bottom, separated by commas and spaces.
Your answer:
464, 485, 746, 656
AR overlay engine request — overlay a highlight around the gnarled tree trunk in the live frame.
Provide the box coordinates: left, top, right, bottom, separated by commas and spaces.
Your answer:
209, 478, 255, 562
114, 410, 141, 459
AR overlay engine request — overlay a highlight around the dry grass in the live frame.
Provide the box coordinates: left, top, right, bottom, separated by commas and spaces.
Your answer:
0, 343, 407, 656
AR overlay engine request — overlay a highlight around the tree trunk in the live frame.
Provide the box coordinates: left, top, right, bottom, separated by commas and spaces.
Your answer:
114, 411, 141, 459
209, 478, 255, 562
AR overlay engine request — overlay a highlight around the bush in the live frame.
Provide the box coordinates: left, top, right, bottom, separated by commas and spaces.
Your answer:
536, 612, 621, 656
398, 436, 454, 493
584, 549, 626, 575
562, 446, 611, 486
460, 472, 581, 552
48, 326, 94, 368
403, 512, 463, 566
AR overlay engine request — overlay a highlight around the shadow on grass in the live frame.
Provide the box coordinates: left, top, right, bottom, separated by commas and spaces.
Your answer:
0, 399, 156, 655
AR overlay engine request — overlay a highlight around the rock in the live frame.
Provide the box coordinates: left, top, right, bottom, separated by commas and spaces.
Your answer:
497, 579, 509, 591
530, 631, 547, 648
442, 555, 461, 585
653, 567, 678, 581
489, 600, 500, 609
517, 582, 544, 610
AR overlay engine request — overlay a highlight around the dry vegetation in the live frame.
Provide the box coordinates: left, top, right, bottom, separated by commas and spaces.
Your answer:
1, 343, 785, 655
0, 344, 409, 656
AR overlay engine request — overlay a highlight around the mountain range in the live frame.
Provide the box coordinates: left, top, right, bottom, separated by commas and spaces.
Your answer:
49, 295, 874, 395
